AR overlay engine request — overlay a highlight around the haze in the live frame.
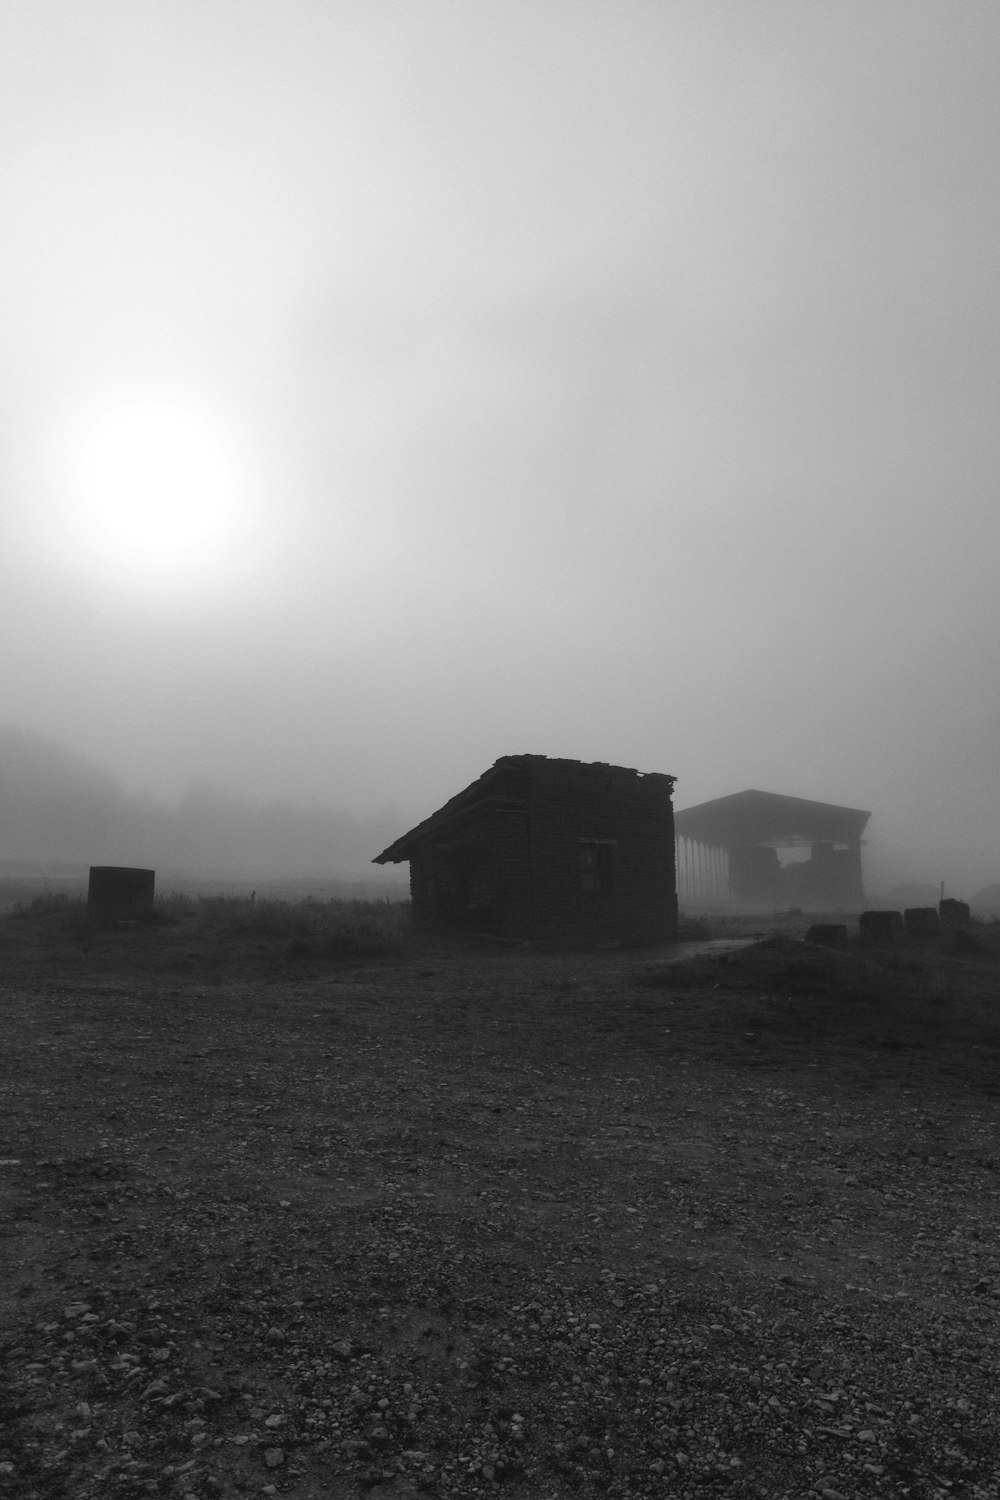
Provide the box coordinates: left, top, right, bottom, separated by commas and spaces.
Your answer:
1, 1, 998, 897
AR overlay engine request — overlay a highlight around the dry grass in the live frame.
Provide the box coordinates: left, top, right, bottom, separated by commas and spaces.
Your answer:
3, 891, 410, 971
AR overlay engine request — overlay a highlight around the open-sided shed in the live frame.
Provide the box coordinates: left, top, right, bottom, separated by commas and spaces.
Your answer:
674, 789, 870, 908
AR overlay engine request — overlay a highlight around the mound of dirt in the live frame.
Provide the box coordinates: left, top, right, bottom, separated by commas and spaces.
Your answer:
637, 936, 913, 1002
634, 934, 1000, 1058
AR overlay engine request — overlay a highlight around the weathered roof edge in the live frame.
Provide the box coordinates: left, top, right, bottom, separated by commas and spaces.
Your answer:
373, 753, 676, 865
373, 759, 520, 865
373, 793, 528, 864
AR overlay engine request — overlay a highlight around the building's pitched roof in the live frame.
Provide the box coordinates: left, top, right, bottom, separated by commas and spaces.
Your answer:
673, 788, 870, 849
373, 754, 675, 864
373, 759, 528, 864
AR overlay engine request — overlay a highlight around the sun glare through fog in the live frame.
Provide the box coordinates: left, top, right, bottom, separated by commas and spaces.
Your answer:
55, 397, 246, 595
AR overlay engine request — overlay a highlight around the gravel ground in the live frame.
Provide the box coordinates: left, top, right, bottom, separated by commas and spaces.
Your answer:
2, 926, 1000, 1499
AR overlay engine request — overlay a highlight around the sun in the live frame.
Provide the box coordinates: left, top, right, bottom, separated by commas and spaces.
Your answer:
66, 397, 241, 587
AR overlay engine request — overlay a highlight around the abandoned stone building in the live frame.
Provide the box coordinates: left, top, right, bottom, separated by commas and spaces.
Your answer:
374, 754, 677, 947
674, 789, 870, 909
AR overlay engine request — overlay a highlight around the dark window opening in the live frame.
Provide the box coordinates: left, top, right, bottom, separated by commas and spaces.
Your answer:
579, 842, 613, 894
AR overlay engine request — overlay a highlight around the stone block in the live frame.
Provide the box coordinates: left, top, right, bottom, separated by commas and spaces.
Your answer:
904, 906, 940, 937
859, 910, 904, 942
87, 866, 155, 919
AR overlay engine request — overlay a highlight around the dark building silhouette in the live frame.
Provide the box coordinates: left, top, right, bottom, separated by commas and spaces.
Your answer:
374, 754, 677, 947
674, 789, 870, 909
87, 865, 156, 918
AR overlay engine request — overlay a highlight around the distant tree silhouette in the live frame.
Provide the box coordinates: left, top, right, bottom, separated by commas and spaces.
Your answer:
0, 724, 404, 879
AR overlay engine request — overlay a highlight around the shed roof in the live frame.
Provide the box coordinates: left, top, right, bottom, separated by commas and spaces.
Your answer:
673, 789, 870, 849
373, 754, 674, 864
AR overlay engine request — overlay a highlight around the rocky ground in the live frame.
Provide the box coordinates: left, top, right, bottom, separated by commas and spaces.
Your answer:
2, 904, 1000, 1499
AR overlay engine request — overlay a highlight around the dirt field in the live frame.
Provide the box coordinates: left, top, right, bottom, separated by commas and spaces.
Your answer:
3, 901, 1000, 1500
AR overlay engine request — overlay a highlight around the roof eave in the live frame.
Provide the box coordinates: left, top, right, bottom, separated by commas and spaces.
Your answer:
373, 794, 528, 864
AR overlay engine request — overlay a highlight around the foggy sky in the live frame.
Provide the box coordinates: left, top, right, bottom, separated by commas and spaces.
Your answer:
1, 2, 998, 894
